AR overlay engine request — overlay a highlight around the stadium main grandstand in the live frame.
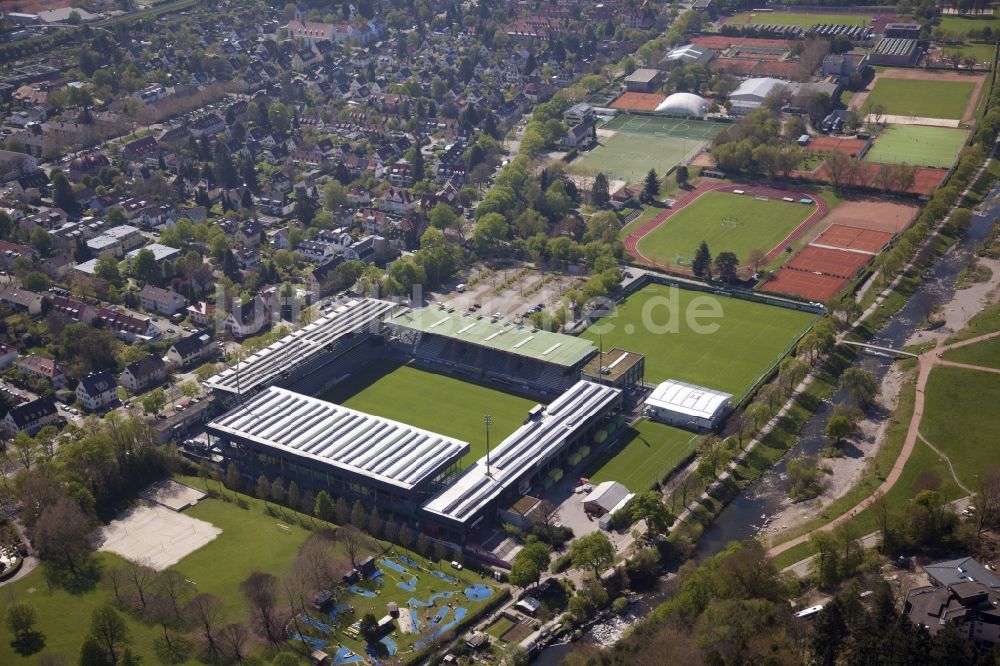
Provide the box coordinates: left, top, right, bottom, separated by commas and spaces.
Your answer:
386, 306, 599, 397
204, 297, 396, 401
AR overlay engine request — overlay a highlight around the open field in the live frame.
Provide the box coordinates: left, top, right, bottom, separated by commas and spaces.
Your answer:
921, 365, 1000, 488
572, 131, 698, 183
320, 359, 537, 465
942, 334, 1000, 368
739, 11, 873, 27
588, 419, 697, 491
866, 125, 969, 169
863, 78, 976, 120
634, 190, 815, 267
939, 14, 1000, 35
579, 283, 817, 397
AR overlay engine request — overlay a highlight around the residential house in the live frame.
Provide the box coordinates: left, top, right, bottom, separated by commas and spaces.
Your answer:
187, 301, 218, 327
188, 113, 226, 138
97, 307, 161, 342
122, 136, 159, 162
68, 153, 110, 181
16, 354, 68, 389
0, 344, 18, 370
3, 397, 60, 437
0, 241, 34, 269
378, 187, 418, 214
562, 121, 595, 149
139, 285, 187, 316
118, 354, 167, 394
165, 330, 218, 368
0, 149, 38, 180
49, 295, 98, 324
0, 287, 43, 315
225, 296, 269, 338
76, 371, 118, 411
563, 102, 594, 126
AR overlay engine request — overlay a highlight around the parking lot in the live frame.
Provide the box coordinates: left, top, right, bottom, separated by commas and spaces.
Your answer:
431, 265, 583, 324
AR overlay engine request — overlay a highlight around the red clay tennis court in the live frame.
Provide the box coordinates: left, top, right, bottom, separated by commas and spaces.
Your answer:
611, 92, 667, 112
806, 136, 867, 156
787, 246, 872, 279
814, 224, 895, 254
760, 271, 849, 302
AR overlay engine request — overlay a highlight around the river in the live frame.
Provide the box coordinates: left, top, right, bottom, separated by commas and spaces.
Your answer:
533, 188, 1000, 664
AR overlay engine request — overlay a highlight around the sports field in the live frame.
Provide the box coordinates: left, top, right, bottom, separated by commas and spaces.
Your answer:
320, 358, 537, 465
635, 191, 814, 267
580, 284, 817, 397
602, 113, 727, 139
740, 11, 872, 27
865, 125, 969, 169
589, 419, 697, 491
939, 15, 1000, 36
863, 78, 975, 120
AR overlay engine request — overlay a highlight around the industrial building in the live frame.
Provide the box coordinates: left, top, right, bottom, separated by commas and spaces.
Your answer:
644, 379, 731, 430
868, 38, 923, 67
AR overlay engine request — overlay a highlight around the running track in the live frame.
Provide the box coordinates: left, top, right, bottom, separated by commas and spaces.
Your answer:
623, 182, 829, 274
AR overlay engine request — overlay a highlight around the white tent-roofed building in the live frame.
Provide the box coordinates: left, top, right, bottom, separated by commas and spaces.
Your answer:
644, 379, 732, 430
655, 92, 709, 118
728, 77, 788, 115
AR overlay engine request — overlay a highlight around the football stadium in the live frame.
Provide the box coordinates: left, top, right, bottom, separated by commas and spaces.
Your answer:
203, 289, 814, 550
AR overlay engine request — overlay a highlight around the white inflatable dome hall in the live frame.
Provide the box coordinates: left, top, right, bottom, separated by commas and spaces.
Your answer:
655, 92, 708, 117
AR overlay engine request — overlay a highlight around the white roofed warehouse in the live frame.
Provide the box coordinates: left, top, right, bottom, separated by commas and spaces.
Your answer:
644, 379, 732, 431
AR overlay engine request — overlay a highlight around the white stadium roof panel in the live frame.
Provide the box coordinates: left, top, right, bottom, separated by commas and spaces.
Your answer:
207, 387, 469, 490
204, 298, 396, 395
646, 379, 731, 420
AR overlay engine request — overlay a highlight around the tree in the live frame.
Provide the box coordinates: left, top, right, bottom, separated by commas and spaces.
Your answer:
131, 248, 160, 286
52, 171, 77, 214
184, 593, 224, 663
324, 181, 347, 210
267, 102, 292, 136
713, 251, 739, 284
359, 612, 381, 645
691, 241, 712, 279
94, 255, 122, 286
314, 490, 335, 522
590, 172, 610, 207
86, 605, 132, 666
240, 571, 282, 644
569, 532, 615, 579
643, 168, 660, 201
33, 498, 92, 573
30, 228, 53, 256
629, 491, 675, 538
839, 368, 878, 409
675, 165, 689, 186
428, 202, 458, 232
826, 415, 855, 445
508, 541, 551, 590
337, 524, 371, 568
6, 600, 38, 639
349, 499, 367, 530
141, 388, 166, 415
270, 477, 285, 505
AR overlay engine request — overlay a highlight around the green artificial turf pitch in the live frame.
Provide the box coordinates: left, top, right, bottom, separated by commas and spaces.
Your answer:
319, 358, 538, 464
863, 78, 975, 120
635, 191, 814, 267
743, 11, 871, 28
865, 124, 969, 169
571, 131, 702, 184
580, 284, 817, 397
588, 419, 697, 491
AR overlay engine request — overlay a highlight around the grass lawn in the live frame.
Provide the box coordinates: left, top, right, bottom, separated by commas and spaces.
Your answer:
728, 11, 871, 27
618, 204, 663, 240
0, 483, 499, 664
319, 358, 538, 465
572, 132, 701, 184
864, 78, 975, 120
588, 419, 698, 491
579, 284, 817, 397
942, 336, 1000, 369
635, 191, 815, 267
938, 15, 1000, 36
921, 365, 1000, 488
485, 616, 516, 640
866, 125, 969, 169
943, 41, 997, 63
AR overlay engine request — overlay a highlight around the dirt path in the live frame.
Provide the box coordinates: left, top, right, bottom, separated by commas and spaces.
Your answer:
767, 330, 1000, 557
916, 432, 972, 495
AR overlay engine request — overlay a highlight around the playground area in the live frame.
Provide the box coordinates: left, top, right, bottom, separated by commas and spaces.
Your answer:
625, 183, 825, 271
866, 124, 970, 169
291, 552, 497, 660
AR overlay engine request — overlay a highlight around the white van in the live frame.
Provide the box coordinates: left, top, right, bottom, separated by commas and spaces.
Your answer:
455, 283, 466, 292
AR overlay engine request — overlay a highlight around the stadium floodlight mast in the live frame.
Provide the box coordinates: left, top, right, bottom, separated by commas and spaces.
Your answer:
483, 414, 492, 477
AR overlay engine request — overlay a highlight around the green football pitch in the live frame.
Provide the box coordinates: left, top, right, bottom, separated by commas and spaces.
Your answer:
863, 78, 975, 120
588, 419, 698, 491
635, 191, 815, 267
319, 358, 537, 465
865, 124, 969, 169
743, 11, 872, 28
580, 284, 817, 397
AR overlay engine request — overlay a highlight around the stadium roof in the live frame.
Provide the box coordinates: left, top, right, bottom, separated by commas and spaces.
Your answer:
207, 387, 469, 491
646, 380, 731, 420
422, 381, 621, 527
204, 297, 395, 395
387, 307, 597, 368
